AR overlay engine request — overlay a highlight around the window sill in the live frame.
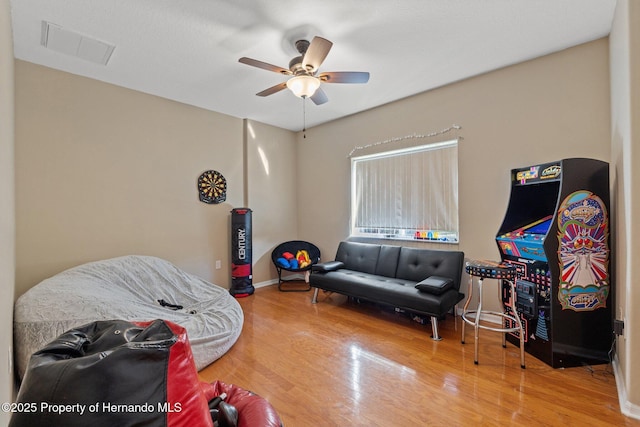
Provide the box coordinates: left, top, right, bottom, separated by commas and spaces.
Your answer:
349, 234, 459, 245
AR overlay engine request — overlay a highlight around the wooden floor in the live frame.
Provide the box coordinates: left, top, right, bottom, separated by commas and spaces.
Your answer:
199, 283, 639, 426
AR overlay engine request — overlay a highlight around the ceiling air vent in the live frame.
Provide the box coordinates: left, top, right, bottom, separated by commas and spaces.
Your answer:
41, 21, 115, 65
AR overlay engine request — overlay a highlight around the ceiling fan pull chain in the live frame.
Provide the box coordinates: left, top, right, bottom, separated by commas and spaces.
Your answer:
303, 97, 307, 139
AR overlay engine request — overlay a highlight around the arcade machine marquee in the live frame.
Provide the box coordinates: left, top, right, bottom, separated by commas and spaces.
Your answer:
496, 158, 612, 368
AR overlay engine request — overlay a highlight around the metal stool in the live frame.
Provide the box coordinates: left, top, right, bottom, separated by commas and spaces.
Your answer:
461, 260, 525, 368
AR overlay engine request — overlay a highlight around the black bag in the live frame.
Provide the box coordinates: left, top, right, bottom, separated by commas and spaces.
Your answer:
10, 319, 215, 427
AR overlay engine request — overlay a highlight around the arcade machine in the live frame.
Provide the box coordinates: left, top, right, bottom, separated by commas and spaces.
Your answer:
496, 158, 611, 368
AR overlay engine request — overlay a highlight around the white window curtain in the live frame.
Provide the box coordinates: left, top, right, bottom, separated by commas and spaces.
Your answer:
351, 139, 459, 243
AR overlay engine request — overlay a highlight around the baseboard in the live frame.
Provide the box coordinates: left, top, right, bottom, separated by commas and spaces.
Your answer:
253, 279, 278, 289
613, 353, 640, 420
253, 273, 306, 289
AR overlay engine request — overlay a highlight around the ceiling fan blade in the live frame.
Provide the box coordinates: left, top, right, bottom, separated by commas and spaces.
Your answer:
256, 82, 288, 97
302, 36, 333, 71
239, 57, 292, 75
310, 87, 328, 105
318, 71, 370, 84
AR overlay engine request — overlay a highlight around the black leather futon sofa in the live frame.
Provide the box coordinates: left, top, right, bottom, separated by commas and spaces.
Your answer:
310, 240, 465, 340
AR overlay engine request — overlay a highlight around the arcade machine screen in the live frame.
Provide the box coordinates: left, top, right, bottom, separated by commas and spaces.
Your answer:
526, 218, 552, 235
496, 215, 552, 263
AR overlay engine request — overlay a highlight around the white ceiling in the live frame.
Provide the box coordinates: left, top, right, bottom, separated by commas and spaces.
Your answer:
10, 0, 617, 131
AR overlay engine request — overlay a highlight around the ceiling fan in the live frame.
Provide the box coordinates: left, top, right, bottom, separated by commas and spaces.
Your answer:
238, 36, 370, 105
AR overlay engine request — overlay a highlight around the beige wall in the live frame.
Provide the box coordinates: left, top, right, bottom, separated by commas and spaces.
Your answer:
610, 0, 640, 415
298, 39, 611, 289
245, 119, 299, 283
14, 61, 247, 296
0, 0, 15, 421
14, 62, 301, 298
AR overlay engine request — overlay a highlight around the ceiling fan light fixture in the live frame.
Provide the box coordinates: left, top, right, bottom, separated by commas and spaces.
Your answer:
286, 75, 320, 98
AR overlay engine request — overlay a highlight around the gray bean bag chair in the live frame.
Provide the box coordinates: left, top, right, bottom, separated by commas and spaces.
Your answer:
14, 255, 244, 379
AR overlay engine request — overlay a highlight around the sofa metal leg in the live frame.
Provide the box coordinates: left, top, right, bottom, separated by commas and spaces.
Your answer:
430, 316, 443, 341
452, 304, 460, 331
311, 287, 319, 304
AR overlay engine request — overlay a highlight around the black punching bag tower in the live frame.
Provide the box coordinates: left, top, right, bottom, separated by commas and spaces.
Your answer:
230, 208, 254, 297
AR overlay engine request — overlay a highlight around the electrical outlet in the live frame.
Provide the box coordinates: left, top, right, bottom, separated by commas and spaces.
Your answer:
614, 319, 624, 336
215, 260, 222, 270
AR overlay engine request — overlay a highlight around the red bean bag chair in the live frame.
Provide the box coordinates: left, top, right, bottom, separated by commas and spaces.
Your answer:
10, 319, 282, 427
206, 381, 282, 427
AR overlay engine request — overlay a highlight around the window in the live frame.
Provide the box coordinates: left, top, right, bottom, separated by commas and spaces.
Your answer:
350, 139, 459, 243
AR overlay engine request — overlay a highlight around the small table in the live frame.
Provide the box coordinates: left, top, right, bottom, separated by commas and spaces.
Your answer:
461, 260, 525, 368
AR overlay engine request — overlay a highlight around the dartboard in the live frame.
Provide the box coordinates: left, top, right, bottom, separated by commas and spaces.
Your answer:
197, 170, 227, 204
